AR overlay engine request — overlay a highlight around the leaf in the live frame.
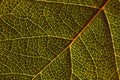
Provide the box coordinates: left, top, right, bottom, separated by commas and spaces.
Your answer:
0, 0, 120, 80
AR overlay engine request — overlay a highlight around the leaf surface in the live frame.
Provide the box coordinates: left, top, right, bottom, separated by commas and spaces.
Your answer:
0, 0, 120, 80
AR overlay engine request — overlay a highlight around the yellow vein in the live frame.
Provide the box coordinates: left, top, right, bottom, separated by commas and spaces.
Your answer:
0, 73, 34, 77
80, 37, 98, 80
69, 46, 73, 80
32, 0, 110, 79
0, 36, 73, 41
36, 0, 99, 9
103, 9, 120, 80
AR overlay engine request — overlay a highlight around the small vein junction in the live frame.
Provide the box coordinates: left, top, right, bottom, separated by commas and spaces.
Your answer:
32, 0, 110, 80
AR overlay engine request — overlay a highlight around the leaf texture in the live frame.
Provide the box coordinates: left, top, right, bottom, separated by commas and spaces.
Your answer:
0, 0, 120, 80
36, 0, 105, 8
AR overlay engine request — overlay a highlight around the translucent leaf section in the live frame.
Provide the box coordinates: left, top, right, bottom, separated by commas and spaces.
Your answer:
34, 49, 71, 80
0, 0, 98, 40
71, 12, 119, 79
0, 0, 119, 80
0, 37, 71, 79
105, 0, 120, 76
0, 0, 99, 80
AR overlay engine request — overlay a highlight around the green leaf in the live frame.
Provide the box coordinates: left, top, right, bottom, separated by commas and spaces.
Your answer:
0, 0, 120, 80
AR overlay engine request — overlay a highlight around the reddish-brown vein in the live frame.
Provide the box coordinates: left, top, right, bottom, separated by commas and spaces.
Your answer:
32, 0, 110, 79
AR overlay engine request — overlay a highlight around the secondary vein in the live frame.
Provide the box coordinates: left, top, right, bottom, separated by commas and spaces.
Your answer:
32, 0, 110, 79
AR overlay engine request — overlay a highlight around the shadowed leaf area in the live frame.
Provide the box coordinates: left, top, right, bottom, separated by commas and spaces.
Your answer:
0, 0, 120, 80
